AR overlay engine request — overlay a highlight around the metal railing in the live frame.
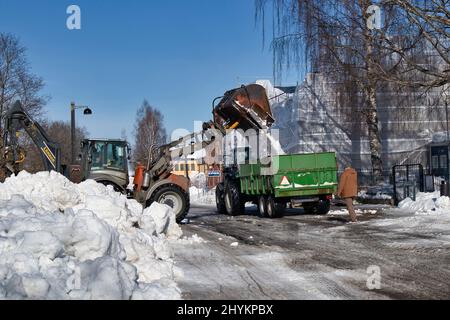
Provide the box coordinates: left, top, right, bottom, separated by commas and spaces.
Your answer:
392, 164, 424, 205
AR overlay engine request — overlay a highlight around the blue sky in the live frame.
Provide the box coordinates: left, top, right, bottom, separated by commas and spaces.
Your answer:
0, 0, 297, 141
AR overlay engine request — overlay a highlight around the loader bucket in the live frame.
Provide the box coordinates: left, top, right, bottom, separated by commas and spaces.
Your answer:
213, 84, 274, 132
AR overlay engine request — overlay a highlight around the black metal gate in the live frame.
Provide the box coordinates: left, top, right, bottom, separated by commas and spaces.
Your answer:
392, 164, 424, 206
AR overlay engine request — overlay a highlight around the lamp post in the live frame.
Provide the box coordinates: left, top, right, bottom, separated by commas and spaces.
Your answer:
70, 102, 92, 164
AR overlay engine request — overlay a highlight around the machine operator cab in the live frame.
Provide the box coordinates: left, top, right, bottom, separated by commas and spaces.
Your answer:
80, 139, 131, 193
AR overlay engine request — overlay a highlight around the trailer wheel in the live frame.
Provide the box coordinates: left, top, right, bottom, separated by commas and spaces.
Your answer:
266, 196, 284, 218
257, 196, 267, 217
149, 185, 190, 223
224, 181, 245, 216
216, 183, 227, 215
303, 200, 331, 215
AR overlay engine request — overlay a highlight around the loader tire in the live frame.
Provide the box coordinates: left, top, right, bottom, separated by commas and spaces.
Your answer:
224, 180, 245, 216
148, 185, 190, 223
216, 183, 227, 215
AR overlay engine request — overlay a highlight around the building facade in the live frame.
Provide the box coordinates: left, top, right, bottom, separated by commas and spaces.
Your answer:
260, 76, 448, 185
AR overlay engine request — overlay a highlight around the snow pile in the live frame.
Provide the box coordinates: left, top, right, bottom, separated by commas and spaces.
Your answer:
189, 187, 216, 205
0, 171, 182, 300
190, 172, 206, 189
398, 192, 450, 215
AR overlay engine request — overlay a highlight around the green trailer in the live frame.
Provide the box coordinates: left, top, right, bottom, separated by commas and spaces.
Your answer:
216, 152, 338, 218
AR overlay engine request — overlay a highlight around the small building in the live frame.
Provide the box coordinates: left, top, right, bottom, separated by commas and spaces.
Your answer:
171, 159, 203, 177
171, 158, 222, 189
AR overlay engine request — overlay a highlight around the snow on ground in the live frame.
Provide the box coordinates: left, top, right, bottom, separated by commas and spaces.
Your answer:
0, 171, 183, 300
176, 234, 206, 245
360, 193, 450, 251
329, 208, 378, 216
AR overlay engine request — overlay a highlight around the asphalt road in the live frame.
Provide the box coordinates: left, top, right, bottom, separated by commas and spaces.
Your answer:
172, 204, 450, 300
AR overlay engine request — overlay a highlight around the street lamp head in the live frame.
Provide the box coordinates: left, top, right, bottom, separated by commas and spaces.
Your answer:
83, 108, 93, 115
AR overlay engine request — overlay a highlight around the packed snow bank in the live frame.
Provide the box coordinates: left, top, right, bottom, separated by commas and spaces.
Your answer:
0, 171, 183, 300
398, 192, 450, 215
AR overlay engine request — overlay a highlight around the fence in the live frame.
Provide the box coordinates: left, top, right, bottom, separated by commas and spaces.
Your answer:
392, 164, 424, 205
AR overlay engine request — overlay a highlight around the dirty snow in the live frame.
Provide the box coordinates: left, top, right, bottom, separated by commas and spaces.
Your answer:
329, 208, 378, 216
174, 201, 450, 299
0, 171, 183, 300
176, 234, 206, 245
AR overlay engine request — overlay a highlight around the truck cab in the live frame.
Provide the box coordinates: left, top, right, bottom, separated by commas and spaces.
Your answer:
80, 139, 131, 193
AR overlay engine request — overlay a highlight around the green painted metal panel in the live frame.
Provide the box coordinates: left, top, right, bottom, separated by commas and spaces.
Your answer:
238, 152, 338, 198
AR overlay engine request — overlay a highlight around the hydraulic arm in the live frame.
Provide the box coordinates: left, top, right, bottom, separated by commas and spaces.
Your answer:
1, 101, 61, 176
143, 83, 274, 183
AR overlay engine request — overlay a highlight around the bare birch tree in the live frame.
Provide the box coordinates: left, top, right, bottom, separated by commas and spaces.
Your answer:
381, 0, 449, 88
133, 100, 167, 167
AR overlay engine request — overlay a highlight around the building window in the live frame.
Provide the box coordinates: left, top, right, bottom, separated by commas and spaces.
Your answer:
440, 155, 448, 169
432, 156, 439, 169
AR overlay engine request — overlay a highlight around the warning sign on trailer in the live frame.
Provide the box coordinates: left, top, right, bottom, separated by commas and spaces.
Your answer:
280, 176, 291, 186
